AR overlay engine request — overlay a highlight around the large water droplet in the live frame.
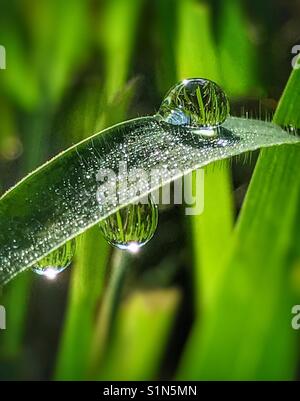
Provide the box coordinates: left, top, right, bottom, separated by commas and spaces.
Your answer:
157, 78, 230, 128
31, 239, 76, 279
99, 195, 158, 252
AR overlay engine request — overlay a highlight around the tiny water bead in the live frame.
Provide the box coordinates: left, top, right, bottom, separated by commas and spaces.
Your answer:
157, 78, 230, 128
31, 238, 76, 279
99, 195, 158, 252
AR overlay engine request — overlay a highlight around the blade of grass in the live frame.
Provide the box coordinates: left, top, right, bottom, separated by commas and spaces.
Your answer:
55, 0, 142, 378
99, 0, 144, 102
87, 0, 177, 376
154, 0, 178, 93
29, 0, 89, 105
176, 0, 219, 80
88, 251, 129, 377
187, 163, 233, 310
176, 0, 234, 312
98, 288, 181, 380
0, 116, 298, 286
273, 65, 300, 127
0, 0, 89, 365
217, 0, 257, 96
55, 227, 109, 380
54, 87, 134, 380
178, 67, 300, 380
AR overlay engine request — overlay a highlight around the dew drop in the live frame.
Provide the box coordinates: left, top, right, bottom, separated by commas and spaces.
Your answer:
156, 78, 230, 128
31, 239, 76, 279
99, 195, 158, 252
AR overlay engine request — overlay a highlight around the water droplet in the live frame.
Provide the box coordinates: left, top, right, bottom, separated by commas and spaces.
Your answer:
285, 124, 299, 136
156, 78, 230, 128
99, 195, 158, 252
31, 239, 76, 279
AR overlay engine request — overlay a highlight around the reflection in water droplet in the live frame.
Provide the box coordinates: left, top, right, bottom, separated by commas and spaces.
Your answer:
31, 239, 76, 279
157, 78, 230, 128
285, 124, 299, 136
99, 195, 158, 252
188, 127, 218, 138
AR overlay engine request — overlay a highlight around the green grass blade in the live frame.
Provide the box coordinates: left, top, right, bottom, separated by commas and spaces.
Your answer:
178, 147, 300, 380
175, 0, 234, 312
54, 0, 141, 378
188, 164, 233, 311
273, 67, 300, 128
88, 251, 129, 376
99, 0, 144, 101
98, 289, 180, 380
178, 68, 300, 380
0, 0, 87, 367
176, 0, 219, 80
29, 0, 89, 105
0, 105, 30, 361
154, 0, 178, 93
0, 116, 298, 285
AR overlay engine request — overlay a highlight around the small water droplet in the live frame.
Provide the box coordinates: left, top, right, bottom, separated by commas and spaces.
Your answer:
99, 195, 158, 252
156, 78, 230, 128
31, 239, 76, 279
285, 124, 299, 136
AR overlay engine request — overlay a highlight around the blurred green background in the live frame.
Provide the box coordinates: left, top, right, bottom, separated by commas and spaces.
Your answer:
0, 0, 300, 381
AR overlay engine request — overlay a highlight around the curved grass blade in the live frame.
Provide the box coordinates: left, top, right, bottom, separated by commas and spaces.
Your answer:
0, 116, 299, 285
174, 0, 235, 315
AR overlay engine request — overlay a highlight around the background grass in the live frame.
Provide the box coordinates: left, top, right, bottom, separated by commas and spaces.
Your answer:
0, 0, 300, 380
